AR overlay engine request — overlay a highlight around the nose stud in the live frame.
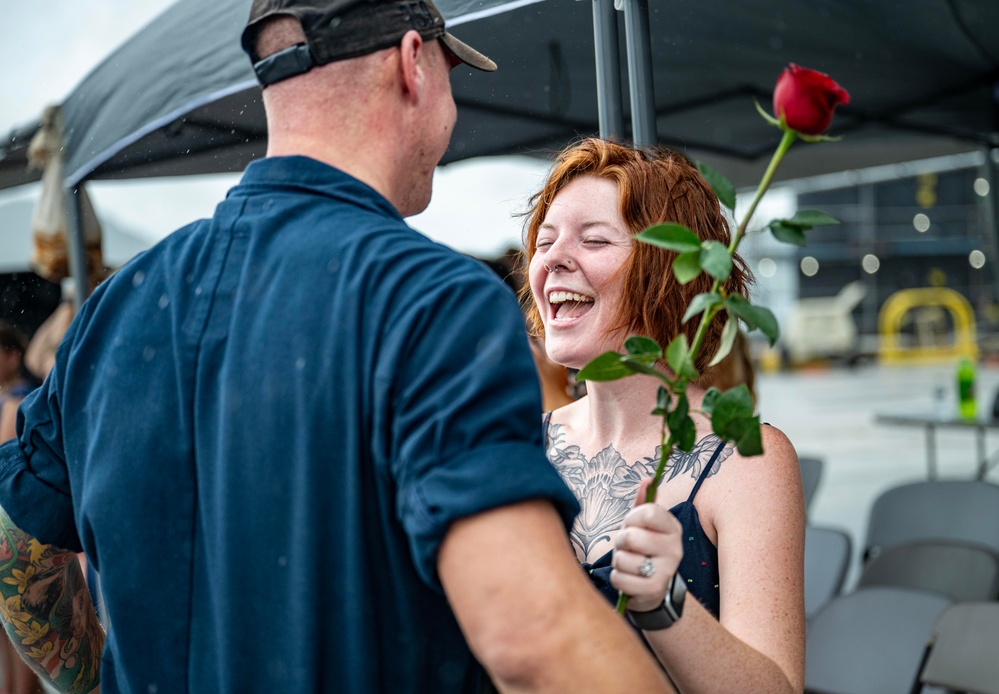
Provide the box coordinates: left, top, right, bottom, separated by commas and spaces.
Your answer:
544, 258, 572, 274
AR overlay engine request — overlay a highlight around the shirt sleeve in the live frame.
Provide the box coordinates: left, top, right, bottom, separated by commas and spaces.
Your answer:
382, 260, 579, 591
0, 363, 82, 552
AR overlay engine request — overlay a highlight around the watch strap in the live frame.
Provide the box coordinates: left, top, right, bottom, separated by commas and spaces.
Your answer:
626, 571, 686, 631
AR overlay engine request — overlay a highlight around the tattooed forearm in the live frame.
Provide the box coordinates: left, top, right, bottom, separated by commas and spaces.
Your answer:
0, 506, 103, 694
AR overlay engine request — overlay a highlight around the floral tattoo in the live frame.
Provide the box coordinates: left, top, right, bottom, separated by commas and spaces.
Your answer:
545, 423, 731, 561
0, 508, 103, 693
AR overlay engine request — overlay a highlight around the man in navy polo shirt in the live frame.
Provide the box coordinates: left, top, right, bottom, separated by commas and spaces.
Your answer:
0, 1, 670, 692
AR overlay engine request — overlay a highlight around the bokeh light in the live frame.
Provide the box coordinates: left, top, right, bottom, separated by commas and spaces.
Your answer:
800, 256, 819, 277
758, 257, 777, 278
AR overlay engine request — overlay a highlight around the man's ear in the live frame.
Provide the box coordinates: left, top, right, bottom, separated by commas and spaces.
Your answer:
399, 30, 424, 102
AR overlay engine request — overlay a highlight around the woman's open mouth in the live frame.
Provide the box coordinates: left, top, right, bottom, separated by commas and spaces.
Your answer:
549, 291, 594, 322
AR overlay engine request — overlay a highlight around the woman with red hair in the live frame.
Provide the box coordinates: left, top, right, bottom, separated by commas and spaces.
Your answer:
522, 138, 804, 692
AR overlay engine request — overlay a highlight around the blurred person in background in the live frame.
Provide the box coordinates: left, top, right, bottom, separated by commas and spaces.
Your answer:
0, 323, 42, 694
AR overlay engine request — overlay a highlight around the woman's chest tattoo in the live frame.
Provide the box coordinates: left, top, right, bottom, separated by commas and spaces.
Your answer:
544, 423, 731, 560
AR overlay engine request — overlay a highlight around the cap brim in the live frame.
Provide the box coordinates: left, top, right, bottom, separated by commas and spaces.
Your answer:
441, 32, 497, 72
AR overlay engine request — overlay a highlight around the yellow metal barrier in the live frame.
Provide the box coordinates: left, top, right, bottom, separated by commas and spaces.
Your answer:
878, 287, 979, 364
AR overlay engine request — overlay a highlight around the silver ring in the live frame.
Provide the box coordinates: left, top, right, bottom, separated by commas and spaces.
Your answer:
638, 557, 656, 577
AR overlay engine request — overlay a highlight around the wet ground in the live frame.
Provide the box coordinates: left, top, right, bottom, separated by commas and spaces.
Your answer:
758, 360, 999, 586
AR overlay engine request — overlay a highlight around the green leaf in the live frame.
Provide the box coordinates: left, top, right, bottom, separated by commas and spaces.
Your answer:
769, 221, 807, 246
700, 241, 733, 281
708, 318, 739, 367
701, 386, 722, 415
726, 415, 764, 456
624, 336, 663, 359
682, 292, 724, 324
696, 162, 736, 211
577, 351, 632, 382
637, 224, 701, 252
710, 385, 763, 456
652, 386, 672, 416
666, 394, 696, 452
711, 384, 755, 423
789, 210, 841, 228
669, 391, 689, 421
726, 296, 779, 346
673, 250, 703, 284
672, 415, 697, 452
666, 335, 698, 381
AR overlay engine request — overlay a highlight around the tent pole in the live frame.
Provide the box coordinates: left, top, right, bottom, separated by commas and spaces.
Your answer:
64, 185, 90, 309
621, 0, 656, 147
982, 147, 999, 306
592, 0, 624, 140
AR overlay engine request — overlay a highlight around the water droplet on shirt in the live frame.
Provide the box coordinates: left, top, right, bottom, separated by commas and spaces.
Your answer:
132, 271, 145, 288
143, 347, 156, 362
158, 295, 170, 309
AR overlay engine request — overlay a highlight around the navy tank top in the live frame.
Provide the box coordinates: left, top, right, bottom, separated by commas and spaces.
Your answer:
544, 413, 724, 619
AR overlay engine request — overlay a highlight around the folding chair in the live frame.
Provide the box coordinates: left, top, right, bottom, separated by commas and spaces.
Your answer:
913, 602, 999, 694
856, 539, 999, 602
799, 456, 823, 516
863, 480, 999, 562
804, 524, 852, 622
805, 587, 951, 694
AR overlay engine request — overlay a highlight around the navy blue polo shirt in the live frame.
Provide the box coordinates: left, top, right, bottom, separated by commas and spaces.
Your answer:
0, 156, 579, 693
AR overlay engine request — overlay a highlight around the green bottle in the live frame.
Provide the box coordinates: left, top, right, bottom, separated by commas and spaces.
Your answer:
957, 357, 977, 420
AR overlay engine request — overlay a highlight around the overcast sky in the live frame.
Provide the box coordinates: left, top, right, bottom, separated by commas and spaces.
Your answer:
0, 0, 547, 259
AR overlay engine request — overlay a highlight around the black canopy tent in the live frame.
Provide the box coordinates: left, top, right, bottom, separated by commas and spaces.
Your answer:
2, 0, 999, 301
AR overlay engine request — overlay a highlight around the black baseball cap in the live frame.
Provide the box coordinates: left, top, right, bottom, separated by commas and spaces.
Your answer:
242, 0, 497, 87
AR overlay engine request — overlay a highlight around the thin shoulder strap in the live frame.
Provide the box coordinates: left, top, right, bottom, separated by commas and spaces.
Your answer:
542, 411, 552, 440
687, 440, 727, 502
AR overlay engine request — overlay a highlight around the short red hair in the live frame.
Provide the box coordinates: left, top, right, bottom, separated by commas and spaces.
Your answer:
521, 138, 751, 377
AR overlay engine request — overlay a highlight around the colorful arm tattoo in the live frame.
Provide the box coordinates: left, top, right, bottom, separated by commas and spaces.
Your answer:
0, 506, 103, 694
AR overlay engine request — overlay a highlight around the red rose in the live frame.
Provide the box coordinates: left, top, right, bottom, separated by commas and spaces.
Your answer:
772, 64, 850, 135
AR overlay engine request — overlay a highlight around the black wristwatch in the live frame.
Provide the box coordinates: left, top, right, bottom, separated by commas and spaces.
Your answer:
627, 571, 687, 631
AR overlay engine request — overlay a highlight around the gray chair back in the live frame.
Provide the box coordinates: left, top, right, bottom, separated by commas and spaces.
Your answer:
804, 524, 852, 621
917, 602, 999, 694
805, 587, 951, 694
864, 480, 999, 561
856, 540, 999, 602
799, 456, 823, 516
